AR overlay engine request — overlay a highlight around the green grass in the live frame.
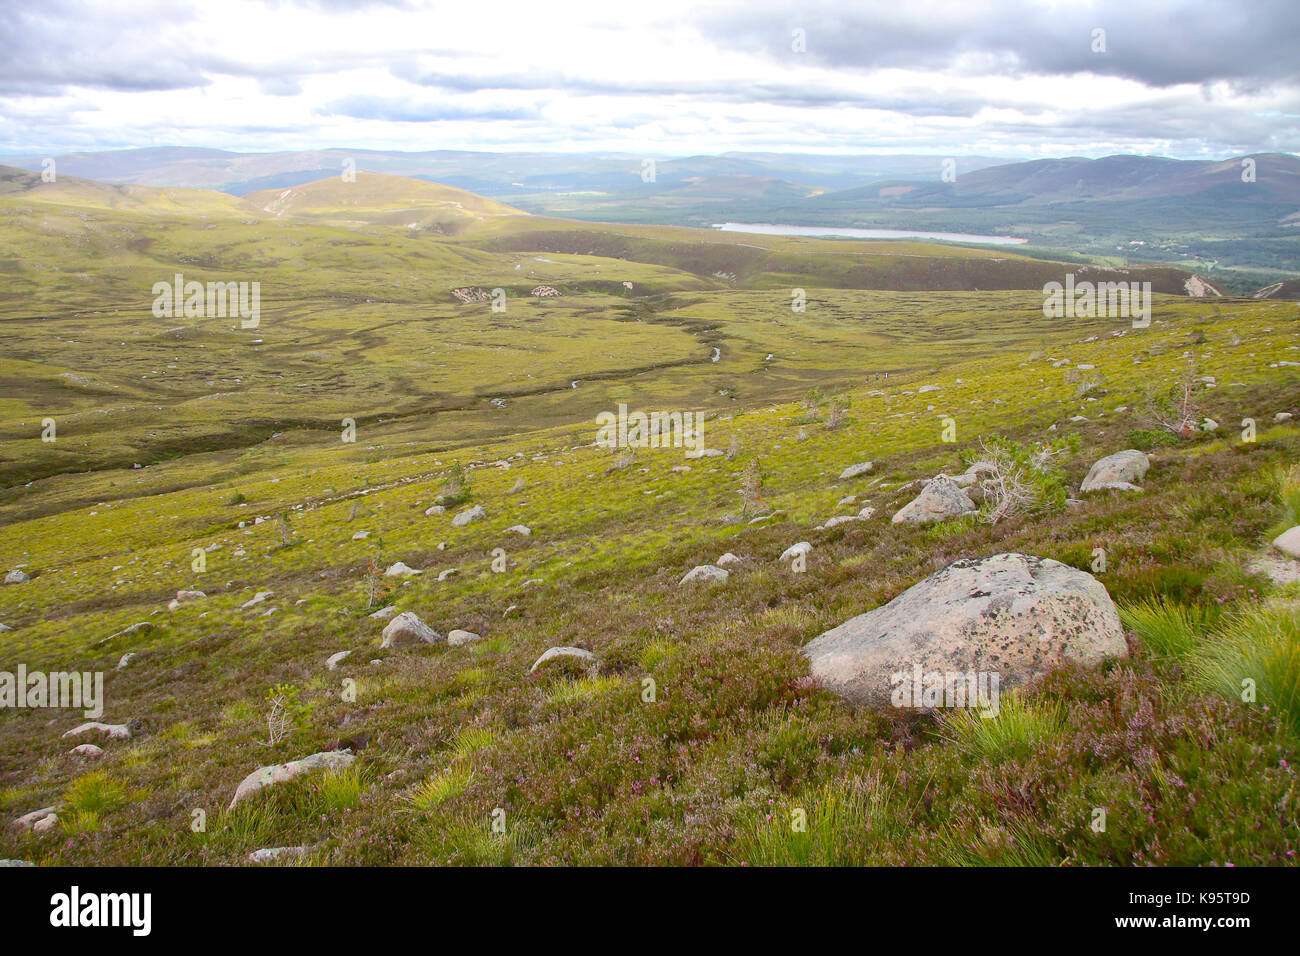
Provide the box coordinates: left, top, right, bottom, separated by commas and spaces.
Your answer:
1192, 603, 1300, 739
1119, 598, 1221, 661
941, 692, 1067, 759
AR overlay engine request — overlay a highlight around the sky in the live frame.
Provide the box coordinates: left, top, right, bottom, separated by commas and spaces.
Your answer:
2, 0, 1298, 158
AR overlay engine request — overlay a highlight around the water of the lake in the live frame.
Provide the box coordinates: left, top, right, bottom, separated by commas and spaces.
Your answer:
712, 222, 1028, 245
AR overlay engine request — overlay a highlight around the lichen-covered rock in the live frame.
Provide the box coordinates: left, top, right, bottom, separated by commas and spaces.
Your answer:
803, 553, 1126, 708
529, 646, 597, 674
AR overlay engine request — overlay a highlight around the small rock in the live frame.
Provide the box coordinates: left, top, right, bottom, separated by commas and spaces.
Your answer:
680, 565, 729, 585
241, 591, 274, 609
249, 846, 308, 864
1273, 526, 1300, 560
63, 721, 132, 741
69, 744, 105, 761
447, 629, 483, 647
838, 461, 874, 480
4, 569, 30, 584
716, 552, 743, 567
452, 505, 487, 527
229, 751, 356, 809
116, 653, 135, 670
530, 646, 598, 674
505, 525, 532, 536
368, 605, 399, 620
384, 562, 421, 577
381, 612, 443, 648
13, 807, 58, 832
892, 476, 976, 524
1080, 449, 1149, 492
424, 505, 446, 516
780, 541, 812, 562
325, 651, 352, 670
1275, 412, 1293, 423
351, 530, 371, 540
437, 568, 458, 581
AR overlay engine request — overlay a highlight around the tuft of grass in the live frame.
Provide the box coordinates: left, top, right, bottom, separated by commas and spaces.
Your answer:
1119, 598, 1220, 661
639, 639, 678, 670
409, 765, 475, 811
1266, 463, 1300, 538
1191, 603, 1300, 739
452, 727, 498, 759
316, 767, 365, 811
545, 674, 621, 706
729, 782, 894, 866
60, 810, 102, 835
941, 692, 1066, 758
63, 771, 128, 814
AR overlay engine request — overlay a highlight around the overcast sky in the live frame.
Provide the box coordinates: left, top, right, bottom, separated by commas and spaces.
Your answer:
2, 0, 1297, 158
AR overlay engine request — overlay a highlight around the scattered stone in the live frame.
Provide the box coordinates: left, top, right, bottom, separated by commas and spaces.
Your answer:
803, 553, 1127, 708
684, 448, 724, 459
424, 505, 446, 516
1080, 449, 1149, 492
94, 621, 154, 647
437, 568, 458, 581
452, 505, 487, 527
116, 653, 135, 670
506, 525, 532, 536
167, 589, 206, 610
384, 562, 421, 577
249, 846, 308, 864
447, 629, 483, 647
1273, 526, 1300, 560
716, 552, 743, 567
0, 860, 35, 867
892, 476, 976, 524
838, 461, 874, 480
351, 530, 371, 540
69, 744, 105, 761
13, 807, 58, 832
229, 751, 356, 809
63, 721, 132, 741
680, 564, 729, 585
530, 646, 598, 674
31, 814, 59, 835
4, 569, 30, 584
325, 651, 352, 670
780, 541, 812, 562
381, 612, 443, 648
241, 591, 274, 609
820, 515, 861, 530
368, 605, 399, 621
1275, 412, 1294, 423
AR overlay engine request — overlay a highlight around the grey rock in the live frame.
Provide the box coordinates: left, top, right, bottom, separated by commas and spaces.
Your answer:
229, 751, 356, 809
529, 646, 598, 674
892, 475, 976, 524
452, 505, 487, 527
803, 553, 1126, 708
380, 612, 443, 648
1080, 449, 1149, 492
680, 564, 728, 585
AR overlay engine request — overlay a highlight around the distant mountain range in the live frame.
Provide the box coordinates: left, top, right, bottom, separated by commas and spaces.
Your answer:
2, 147, 1296, 285
0, 147, 1014, 197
